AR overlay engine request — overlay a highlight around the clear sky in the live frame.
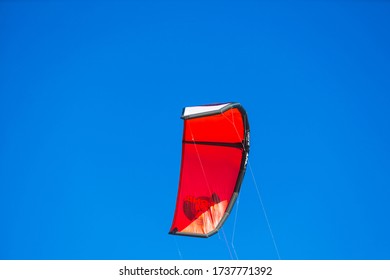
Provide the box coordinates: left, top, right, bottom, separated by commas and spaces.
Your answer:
1, 1, 389, 260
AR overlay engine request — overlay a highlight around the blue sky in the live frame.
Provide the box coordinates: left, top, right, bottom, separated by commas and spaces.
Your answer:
0, 1, 389, 260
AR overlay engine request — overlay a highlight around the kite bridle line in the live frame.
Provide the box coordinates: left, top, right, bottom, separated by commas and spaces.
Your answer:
248, 160, 281, 260
221, 108, 281, 260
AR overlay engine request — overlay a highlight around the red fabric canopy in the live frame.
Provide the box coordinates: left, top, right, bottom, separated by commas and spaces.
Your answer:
170, 103, 249, 238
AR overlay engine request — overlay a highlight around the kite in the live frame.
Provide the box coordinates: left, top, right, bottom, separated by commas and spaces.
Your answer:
169, 102, 250, 237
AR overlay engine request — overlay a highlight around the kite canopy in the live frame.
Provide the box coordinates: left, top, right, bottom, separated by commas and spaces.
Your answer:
169, 102, 250, 238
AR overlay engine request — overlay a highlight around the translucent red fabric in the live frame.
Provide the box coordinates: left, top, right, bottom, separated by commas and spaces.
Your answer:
169, 103, 249, 237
